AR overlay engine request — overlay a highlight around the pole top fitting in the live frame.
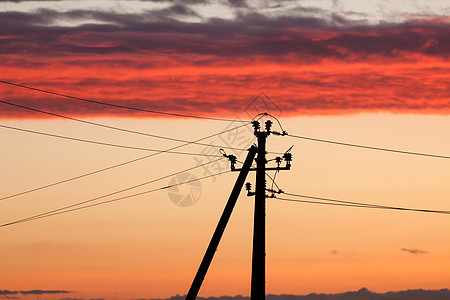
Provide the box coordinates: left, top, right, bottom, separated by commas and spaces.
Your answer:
220, 148, 237, 170
283, 152, 292, 162
265, 120, 272, 132
219, 148, 228, 158
251, 120, 260, 132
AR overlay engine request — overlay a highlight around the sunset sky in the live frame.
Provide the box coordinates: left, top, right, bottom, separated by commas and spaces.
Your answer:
1, 0, 450, 299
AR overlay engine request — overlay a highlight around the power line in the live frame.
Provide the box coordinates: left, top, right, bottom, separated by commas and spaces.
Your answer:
0, 100, 252, 152
265, 172, 281, 192
0, 123, 249, 202
287, 133, 450, 159
0, 80, 249, 122
0, 123, 223, 157
277, 196, 450, 215
275, 192, 450, 215
0, 169, 231, 228
252, 112, 286, 134
283, 192, 383, 208
1, 158, 224, 227
275, 197, 379, 209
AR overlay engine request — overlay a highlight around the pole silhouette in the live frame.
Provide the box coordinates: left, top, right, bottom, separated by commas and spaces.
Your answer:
185, 116, 291, 300
251, 122, 269, 300
185, 145, 257, 300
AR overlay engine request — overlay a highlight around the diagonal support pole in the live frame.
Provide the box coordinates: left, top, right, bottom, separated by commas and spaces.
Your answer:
185, 145, 257, 300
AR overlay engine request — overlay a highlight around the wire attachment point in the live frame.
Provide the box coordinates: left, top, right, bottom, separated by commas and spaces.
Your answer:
251, 121, 261, 133
219, 148, 227, 158
245, 182, 255, 196
219, 148, 237, 170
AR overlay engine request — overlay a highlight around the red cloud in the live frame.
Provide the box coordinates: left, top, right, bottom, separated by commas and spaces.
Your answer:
1, 10, 449, 119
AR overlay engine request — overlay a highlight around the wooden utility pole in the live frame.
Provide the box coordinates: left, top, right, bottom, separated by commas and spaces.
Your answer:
186, 116, 291, 300
251, 121, 269, 300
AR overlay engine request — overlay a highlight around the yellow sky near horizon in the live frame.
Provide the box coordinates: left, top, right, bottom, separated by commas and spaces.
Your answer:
0, 114, 449, 299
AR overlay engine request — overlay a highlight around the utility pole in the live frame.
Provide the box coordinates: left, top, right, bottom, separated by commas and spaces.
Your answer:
248, 119, 291, 300
185, 115, 291, 300
250, 120, 269, 300
186, 145, 257, 300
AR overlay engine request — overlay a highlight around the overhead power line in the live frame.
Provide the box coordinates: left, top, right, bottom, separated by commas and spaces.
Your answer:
1, 169, 231, 228
1, 159, 225, 228
0, 123, 222, 157
275, 192, 450, 215
0, 100, 252, 152
0, 80, 249, 122
0, 123, 249, 202
287, 133, 450, 159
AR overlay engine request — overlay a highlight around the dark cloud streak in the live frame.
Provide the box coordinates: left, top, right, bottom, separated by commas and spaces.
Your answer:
0, 9, 448, 59
148, 289, 450, 300
401, 248, 428, 254
0, 290, 71, 295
